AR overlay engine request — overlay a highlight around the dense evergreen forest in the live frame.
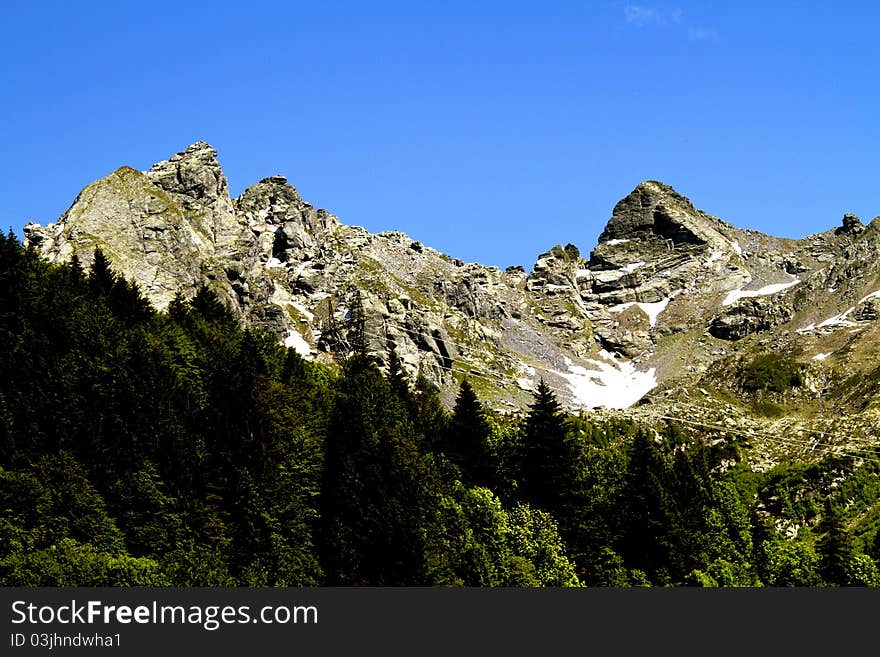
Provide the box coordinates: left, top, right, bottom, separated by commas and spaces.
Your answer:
2, 231, 880, 587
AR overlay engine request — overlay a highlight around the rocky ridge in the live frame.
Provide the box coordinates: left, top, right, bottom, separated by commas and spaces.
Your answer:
23, 143, 880, 446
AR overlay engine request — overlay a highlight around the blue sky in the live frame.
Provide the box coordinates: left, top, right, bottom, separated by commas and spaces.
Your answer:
1, 1, 878, 269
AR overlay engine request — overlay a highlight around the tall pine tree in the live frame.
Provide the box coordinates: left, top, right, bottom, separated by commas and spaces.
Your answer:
517, 380, 572, 514
619, 428, 675, 580
444, 379, 493, 487
818, 498, 855, 586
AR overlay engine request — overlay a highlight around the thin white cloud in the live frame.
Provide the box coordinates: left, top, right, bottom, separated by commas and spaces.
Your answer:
624, 6, 720, 43
688, 26, 720, 42
624, 5, 683, 27
624, 5, 664, 26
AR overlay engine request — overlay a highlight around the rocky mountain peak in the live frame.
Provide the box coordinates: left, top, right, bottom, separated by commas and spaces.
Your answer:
147, 141, 234, 215
25, 142, 880, 419
596, 180, 724, 247
236, 175, 305, 217
578, 181, 748, 314
235, 175, 340, 255
836, 212, 865, 236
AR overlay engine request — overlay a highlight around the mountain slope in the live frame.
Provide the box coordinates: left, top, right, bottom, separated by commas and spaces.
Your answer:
23, 142, 880, 428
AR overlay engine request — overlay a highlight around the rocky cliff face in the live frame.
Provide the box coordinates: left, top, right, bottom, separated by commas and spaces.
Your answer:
23, 142, 880, 427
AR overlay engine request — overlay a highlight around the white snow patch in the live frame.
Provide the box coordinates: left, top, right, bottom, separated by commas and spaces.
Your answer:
818, 307, 857, 329
858, 289, 880, 305
705, 251, 723, 266
605, 238, 630, 246
638, 299, 671, 327
560, 352, 657, 409
284, 329, 312, 358
607, 303, 634, 314
607, 298, 671, 328
620, 261, 645, 274
812, 353, 831, 361
266, 257, 285, 269
798, 303, 863, 333
722, 278, 800, 306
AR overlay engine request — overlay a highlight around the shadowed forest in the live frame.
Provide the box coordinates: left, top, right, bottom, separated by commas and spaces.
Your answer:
2, 232, 880, 587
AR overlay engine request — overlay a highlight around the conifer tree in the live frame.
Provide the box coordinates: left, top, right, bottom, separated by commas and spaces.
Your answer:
346, 292, 367, 358
88, 248, 117, 295
410, 370, 449, 450
445, 379, 492, 486
619, 428, 675, 579
517, 380, 572, 513
386, 349, 411, 403
191, 285, 236, 325
109, 277, 153, 325
818, 498, 855, 586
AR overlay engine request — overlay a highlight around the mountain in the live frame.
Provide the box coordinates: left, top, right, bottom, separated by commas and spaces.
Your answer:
23, 142, 880, 463
11, 141, 880, 589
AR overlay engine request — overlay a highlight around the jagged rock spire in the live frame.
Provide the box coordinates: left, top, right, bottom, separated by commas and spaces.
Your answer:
598, 181, 713, 245
147, 141, 234, 215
